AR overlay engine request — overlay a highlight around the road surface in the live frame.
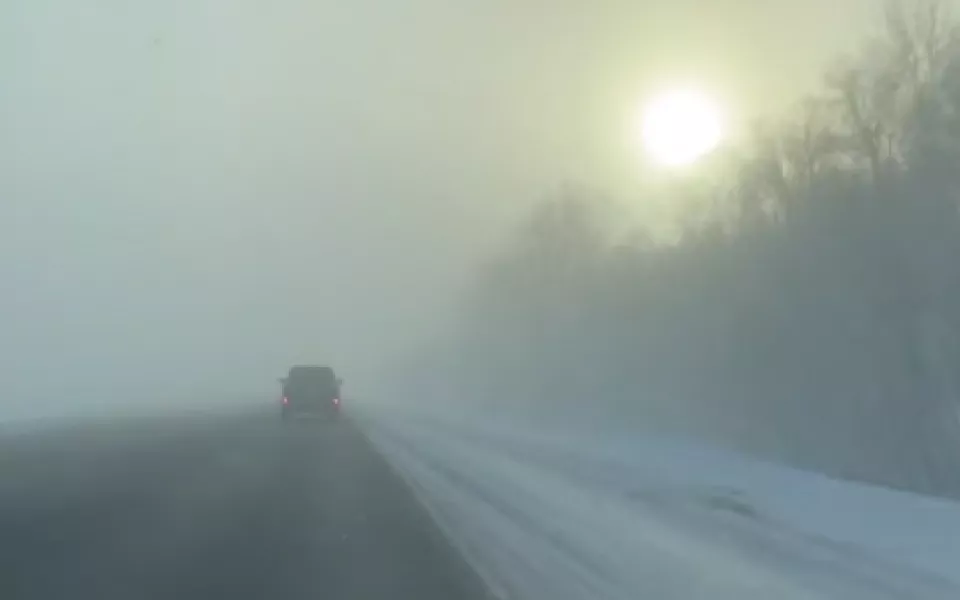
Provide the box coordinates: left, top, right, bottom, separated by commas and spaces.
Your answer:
0, 410, 491, 600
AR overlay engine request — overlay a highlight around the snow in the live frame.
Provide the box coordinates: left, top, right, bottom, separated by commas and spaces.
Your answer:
0, 395, 266, 436
356, 405, 960, 600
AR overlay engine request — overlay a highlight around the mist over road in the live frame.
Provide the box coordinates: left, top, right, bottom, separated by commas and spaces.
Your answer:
0, 410, 490, 600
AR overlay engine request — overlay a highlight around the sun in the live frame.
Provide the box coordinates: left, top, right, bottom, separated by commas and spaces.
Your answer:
638, 88, 724, 167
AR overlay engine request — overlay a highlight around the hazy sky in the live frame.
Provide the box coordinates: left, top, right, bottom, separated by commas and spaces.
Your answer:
1, 0, 887, 410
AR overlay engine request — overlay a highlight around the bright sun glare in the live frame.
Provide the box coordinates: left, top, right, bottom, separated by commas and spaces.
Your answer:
639, 88, 724, 167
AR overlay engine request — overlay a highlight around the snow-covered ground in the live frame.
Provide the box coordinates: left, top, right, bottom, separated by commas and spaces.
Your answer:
355, 405, 960, 600
0, 393, 267, 436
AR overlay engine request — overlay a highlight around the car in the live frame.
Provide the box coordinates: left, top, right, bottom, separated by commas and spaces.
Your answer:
278, 365, 343, 421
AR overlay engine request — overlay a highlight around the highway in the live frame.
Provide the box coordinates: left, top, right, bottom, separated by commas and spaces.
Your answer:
0, 410, 491, 600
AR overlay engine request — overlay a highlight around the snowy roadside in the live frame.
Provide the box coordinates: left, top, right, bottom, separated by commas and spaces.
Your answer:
355, 405, 960, 600
0, 396, 267, 437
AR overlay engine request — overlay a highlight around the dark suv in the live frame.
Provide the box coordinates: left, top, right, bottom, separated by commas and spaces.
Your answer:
279, 365, 342, 421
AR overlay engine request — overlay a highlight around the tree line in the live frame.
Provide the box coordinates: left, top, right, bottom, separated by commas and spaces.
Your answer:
413, 1, 960, 497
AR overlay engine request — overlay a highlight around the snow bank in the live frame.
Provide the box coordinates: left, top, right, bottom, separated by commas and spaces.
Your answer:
355, 405, 960, 600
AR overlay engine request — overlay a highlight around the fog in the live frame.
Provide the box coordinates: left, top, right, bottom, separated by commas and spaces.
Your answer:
2, 0, 881, 416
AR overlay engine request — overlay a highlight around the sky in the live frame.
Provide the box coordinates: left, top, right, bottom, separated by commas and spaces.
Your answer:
1, 0, 888, 411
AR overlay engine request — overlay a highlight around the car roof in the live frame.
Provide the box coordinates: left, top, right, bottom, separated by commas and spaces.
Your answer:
288, 365, 335, 375
279, 365, 338, 386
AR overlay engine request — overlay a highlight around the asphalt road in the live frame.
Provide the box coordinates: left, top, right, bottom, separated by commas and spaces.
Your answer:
0, 410, 491, 600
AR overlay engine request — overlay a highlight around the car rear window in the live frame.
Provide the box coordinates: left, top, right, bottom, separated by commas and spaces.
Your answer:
287, 367, 337, 394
